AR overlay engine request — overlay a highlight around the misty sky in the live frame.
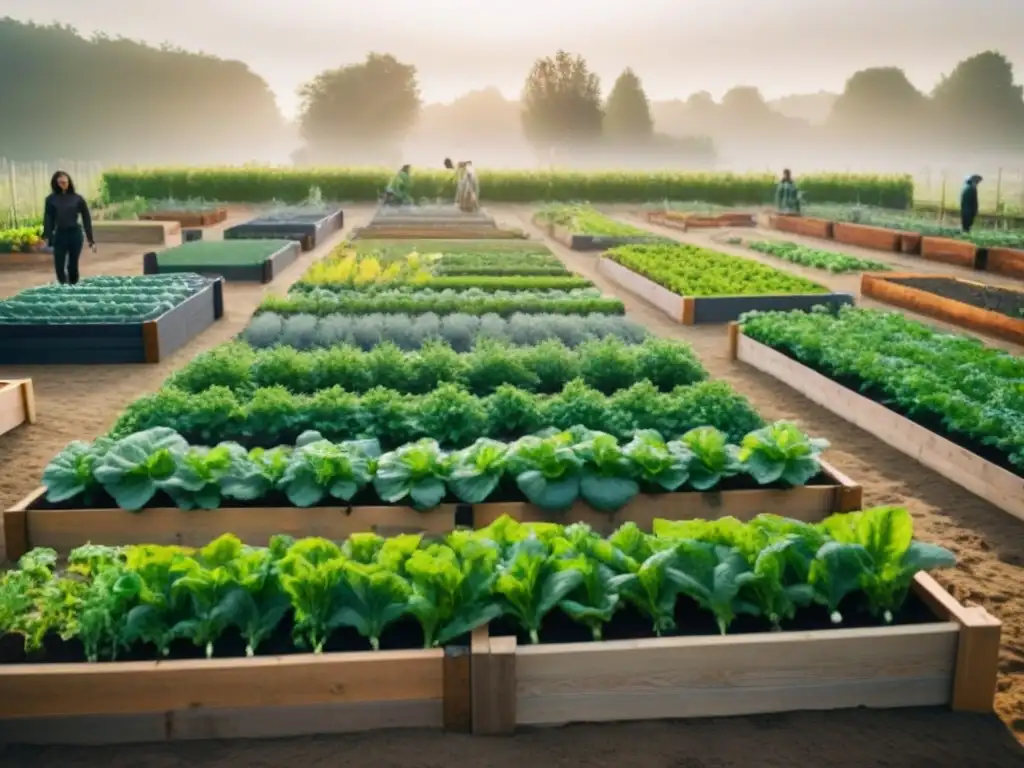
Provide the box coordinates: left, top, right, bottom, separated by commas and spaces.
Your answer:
4, 0, 1023, 117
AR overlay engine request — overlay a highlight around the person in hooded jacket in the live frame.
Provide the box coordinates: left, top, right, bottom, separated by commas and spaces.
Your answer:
42, 170, 96, 285
960, 174, 982, 233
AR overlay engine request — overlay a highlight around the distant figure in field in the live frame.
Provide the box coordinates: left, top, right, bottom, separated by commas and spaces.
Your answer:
385, 164, 413, 206
960, 174, 982, 233
43, 170, 95, 286
445, 157, 480, 213
775, 169, 801, 215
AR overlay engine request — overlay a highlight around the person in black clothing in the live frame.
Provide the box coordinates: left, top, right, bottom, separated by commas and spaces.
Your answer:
960, 174, 982, 233
42, 170, 95, 285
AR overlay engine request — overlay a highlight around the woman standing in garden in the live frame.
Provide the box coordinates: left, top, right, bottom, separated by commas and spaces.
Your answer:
42, 170, 95, 285
444, 157, 480, 213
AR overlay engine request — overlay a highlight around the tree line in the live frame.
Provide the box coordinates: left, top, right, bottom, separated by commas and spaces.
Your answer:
3, 17, 1024, 168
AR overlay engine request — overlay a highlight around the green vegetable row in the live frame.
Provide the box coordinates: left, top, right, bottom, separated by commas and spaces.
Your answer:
741, 306, 1024, 471
257, 288, 626, 318
109, 379, 765, 450
168, 336, 708, 397
241, 311, 650, 351
604, 243, 828, 298
102, 168, 914, 207
0, 275, 212, 323
536, 204, 652, 237
46, 421, 827, 513
1, 506, 953, 663
745, 239, 891, 274
290, 275, 595, 294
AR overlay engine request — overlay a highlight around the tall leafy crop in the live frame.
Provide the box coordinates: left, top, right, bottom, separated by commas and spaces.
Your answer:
0, 507, 954, 661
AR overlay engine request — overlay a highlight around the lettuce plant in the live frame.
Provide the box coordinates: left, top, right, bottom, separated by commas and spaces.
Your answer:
447, 438, 509, 504
92, 427, 187, 510
506, 432, 583, 511
677, 426, 742, 490
373, 439, 450, 510
737, 422, 829, 486
574, 431, 639, 512
279, 438, 377, 507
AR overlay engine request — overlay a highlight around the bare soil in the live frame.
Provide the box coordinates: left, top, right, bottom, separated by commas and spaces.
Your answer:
0, 203, 1022, 766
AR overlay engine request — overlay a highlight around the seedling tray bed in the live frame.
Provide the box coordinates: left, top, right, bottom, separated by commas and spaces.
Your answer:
468, 572, 999, 734
140, 207, 228, 227
728, 324, 1024, 520
861, 272, 1024, 345
769, 215, 834, 240
143, 240, 301, 283
4, 463, 860, 557
0, 278, 224, 365
597, 256, 853, 324
0, 642, 469, 744
92, 221, 181, 246
224, 209, 343, 251
0, 379, 36, 437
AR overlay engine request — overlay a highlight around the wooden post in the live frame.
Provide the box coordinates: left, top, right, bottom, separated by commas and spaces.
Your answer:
938, 173, 946, 224
994, 168, 1003, 215
727, 322, 740, 361
8, 161, 18, 225
442, 645, 472, 733
471, 626, 517, 735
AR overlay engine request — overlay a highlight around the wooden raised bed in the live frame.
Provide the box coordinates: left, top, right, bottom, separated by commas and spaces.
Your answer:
469, 571, 1000, 734
140, 208, 228, 227
900, 233, 922, 254
0, 279, 224, 365
920, 237, 980, 269
986, 247, 1024, 279
0, 379, 36, 437
4, 466, 861, 559
769, 215, 833, 240
224, 210, 344, 251
92, 221, 181, 246
647, 212, 755, 230
532, 214, 661, 251
596, 256, 853, 325
861, 272, 1024, 346
728, 323, 1024, 521
832, 222, 902, 252
143, 241, 301, 283
0, 644, 470, 745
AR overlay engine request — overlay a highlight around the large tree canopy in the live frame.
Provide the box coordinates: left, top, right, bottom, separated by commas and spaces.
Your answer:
0, 18, 286, 163
930, 51, 1024, 149
521, 50, 603, 149
827, 67, 930, 143
297, 53, 420, 161
604, 68, 654, 140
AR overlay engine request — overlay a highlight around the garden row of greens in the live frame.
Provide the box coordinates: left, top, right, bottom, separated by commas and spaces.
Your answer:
741, 306, 1024, 473
0, 274, 213, 323
100, 168, 914, 207
535, 204, 654, 237
46, 421, 826, 513
1, 506, 954, 662
805, 204, 1024, 249
604, 243, 829, 297
744, 239, 892, 274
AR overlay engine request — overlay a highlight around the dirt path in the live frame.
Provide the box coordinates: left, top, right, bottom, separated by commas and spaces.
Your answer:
2, 204, 1022, 767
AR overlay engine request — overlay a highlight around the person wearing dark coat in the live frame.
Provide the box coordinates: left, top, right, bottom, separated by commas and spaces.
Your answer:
960, 174, 982, 233
42, 170, 95, 285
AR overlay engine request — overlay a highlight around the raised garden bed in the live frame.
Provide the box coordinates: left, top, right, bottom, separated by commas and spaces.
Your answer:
769, 214, 833, 240
224, 209, 344, 251
861, 273, 1024, 345
728, 323, 1024, 521
143, 240, 300, 283
92, 221, 181, 246
646, 212, 755, 230
920, 237, 980, 269
140, 207, 228, 227
597, 255, 853, 324
0, 379, 36, 437
0, 275, 224, 365
986, 247, 1024, 279
469, 572, 999, 734
0, 643, 468, 744
353, 226, 523, 240
3, 463, 860, 558
832, 222, 903, 252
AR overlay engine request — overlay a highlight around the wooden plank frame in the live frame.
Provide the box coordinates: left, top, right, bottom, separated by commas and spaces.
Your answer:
92, 221, 181, 246
3, 466, 860, 558
919, 237, 981, 269
469, 571, 999, 734
986, 247, 1024, 279
0, 642, 474, 745
596, 255, 853, 325
140, 207, 229, 227
861, 272, 1024, 346
729, 323, 1024, 521
769, 214, 834, 240
832, 222, 903, 252
0, 379, 36, 437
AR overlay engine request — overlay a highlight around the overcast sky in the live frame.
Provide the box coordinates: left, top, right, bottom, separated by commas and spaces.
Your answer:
4, 0, 1023, 117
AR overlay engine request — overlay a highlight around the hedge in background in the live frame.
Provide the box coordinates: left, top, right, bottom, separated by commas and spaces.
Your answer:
101, 168, 914, 208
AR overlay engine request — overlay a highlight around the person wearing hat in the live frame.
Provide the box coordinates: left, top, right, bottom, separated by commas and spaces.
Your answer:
960, 174, 982, 233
